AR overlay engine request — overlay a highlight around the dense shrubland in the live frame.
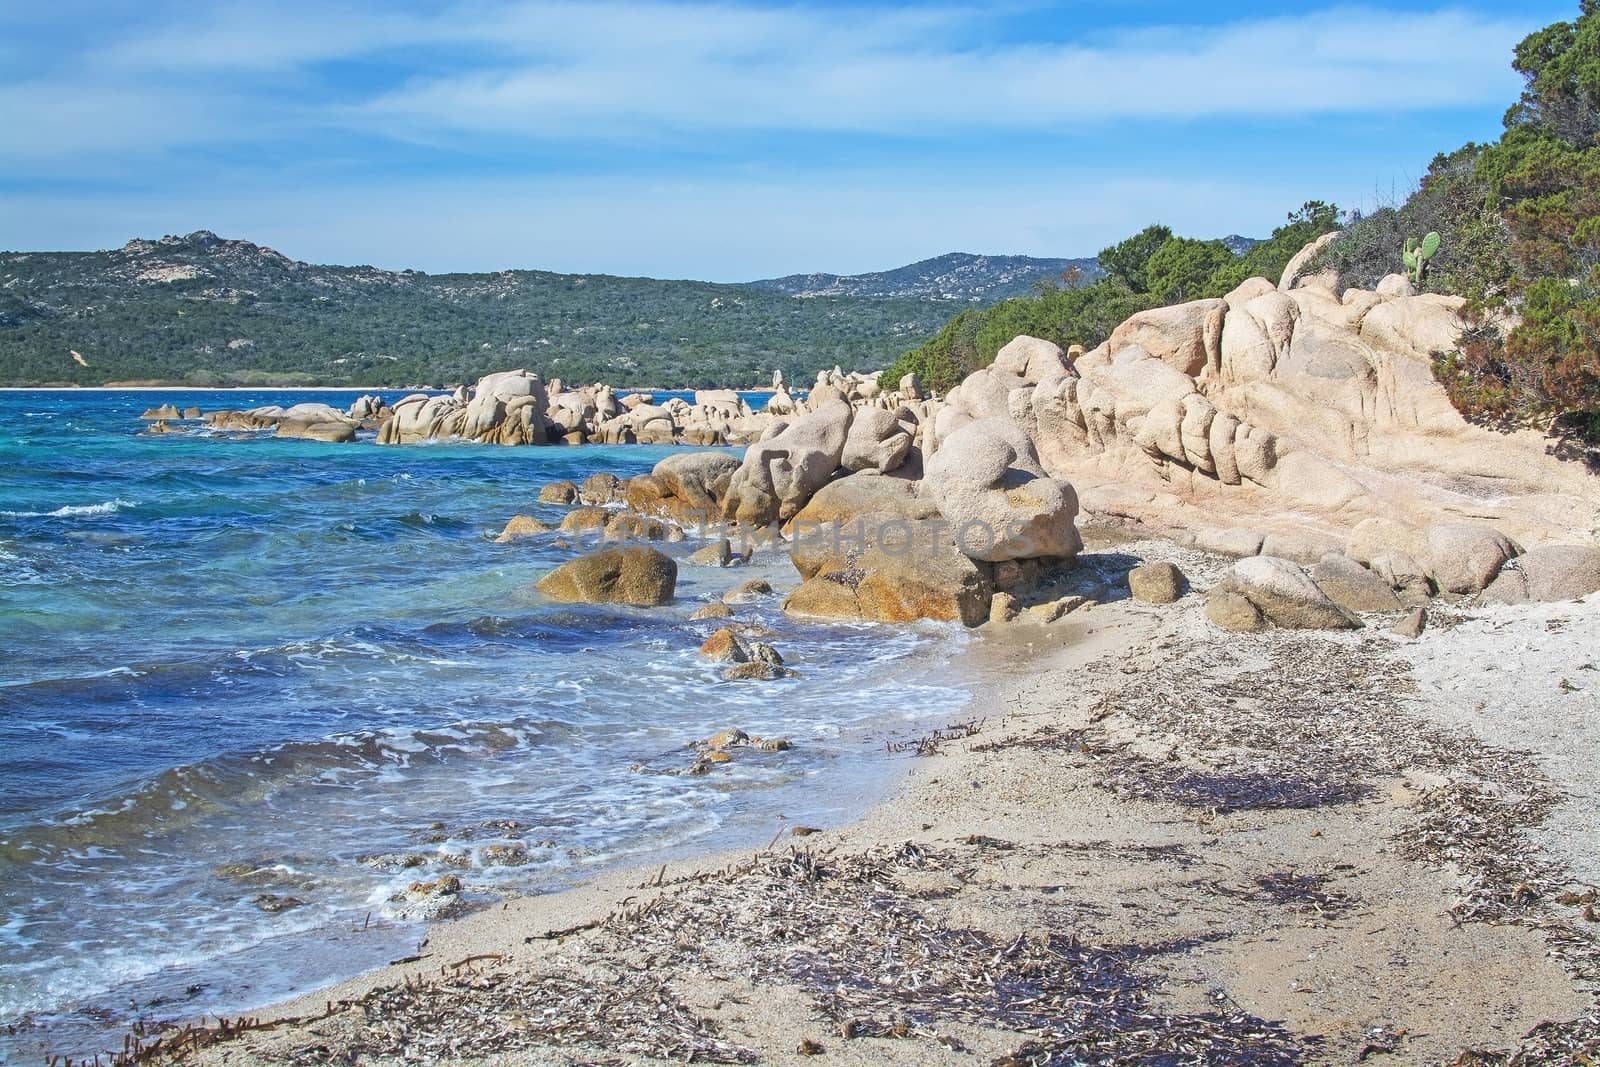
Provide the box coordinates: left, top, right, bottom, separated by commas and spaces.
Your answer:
1324, 1, 1600, 443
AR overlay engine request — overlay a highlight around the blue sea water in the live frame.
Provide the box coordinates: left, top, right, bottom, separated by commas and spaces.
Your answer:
0, 390, 967, 1061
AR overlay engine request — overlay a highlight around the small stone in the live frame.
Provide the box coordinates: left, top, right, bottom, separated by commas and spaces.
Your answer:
478, 844, 530, 867
251, 893, 305, 913
751, 641, 784, 665
559, 507, 610, 533
699, 627, 751, 663
722, 662, 795, 681
688, 538, 734, 567
988, 591, 1018, 624
705, 728, 749, 749
756, 738, 793, 752
1128, 562, 1185, 604
1204, 589, 1268, 632
722, 578, 775, 604
494, 515, 554, 542
1028, 595, 1089, 623
1391, 607, 1427, 639
704, 750, 733, 764
689, 603, 734, 621
538, 481, 579, 505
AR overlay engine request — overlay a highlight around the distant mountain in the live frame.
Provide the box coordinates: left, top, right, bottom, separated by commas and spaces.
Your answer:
747, 252, 1103, 302
0, 232, 958, 388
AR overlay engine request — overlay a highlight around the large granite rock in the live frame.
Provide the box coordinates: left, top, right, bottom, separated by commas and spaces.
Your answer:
652, 452, 741, 515
782, 515, 994, 626
535, 546, 677, 606
722, 398, 853, 526
1207, 556, 1360, 630
789, 470, 938, 529
1310, 554, 1403, 613
1480, 544, 1600, 604
922, 418, 1081, 563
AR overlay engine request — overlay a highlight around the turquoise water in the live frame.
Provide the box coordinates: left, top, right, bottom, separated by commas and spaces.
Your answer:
0, 390, 966, 1060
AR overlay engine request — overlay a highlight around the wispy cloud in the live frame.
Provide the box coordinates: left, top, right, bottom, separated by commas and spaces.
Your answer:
1, 2, 1534, 166
0, 1, 1560, 273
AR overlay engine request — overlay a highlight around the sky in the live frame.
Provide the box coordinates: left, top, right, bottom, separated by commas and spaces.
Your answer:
0, 1, 1572, 280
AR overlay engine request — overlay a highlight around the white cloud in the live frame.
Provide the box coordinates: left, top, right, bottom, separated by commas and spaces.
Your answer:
0, 2, 1538, 169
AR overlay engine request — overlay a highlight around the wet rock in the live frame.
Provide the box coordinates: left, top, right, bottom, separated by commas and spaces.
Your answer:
722, 578, 774, 604
559, 506, 611, 533
603, 511, 683, 543
689, 538, 734, 567
578, 472, 623, 505
535, 546, 677, 606
755, 737, 793, 752
722, 661, 796, 681
358, 852, 430, 871
251, 893, 305, 913
689, 602, 735, 621
478, 844, 530, 867
275, 418, 357, 443
392, 875, 467, 920
181, 406, 202, 419
141, 404, 180, 420
700, 627, 752, 663
704, 728, 749, 749
538, 481, 579, 505
494, 515, 554, 542
1128, 562, 1185, 604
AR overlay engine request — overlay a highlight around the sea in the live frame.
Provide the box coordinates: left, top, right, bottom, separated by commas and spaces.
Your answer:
0, 389, 972, 1062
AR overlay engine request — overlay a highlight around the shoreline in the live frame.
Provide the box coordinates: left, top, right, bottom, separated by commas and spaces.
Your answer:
74, 533, 1600, 1065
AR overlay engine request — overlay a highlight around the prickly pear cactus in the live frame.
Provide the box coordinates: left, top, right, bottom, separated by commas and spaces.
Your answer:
1402, 231, 1442, 285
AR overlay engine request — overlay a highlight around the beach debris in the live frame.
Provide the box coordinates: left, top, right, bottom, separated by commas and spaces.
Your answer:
885, 718, 984, 756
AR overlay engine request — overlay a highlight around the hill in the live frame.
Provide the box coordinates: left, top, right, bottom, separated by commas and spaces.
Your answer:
0, 232, 960, 389
746, 252, 1102, 301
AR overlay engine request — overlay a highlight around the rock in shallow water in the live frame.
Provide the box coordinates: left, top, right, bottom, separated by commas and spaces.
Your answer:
535, 546, 677, 606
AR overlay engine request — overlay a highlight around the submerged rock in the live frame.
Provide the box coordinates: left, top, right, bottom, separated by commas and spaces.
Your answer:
494, 515, 554, 542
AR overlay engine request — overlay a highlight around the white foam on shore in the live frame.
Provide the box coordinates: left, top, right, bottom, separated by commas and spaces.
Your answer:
0, 498, 137, 519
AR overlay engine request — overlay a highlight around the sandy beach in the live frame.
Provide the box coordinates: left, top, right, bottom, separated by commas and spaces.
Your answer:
92, 534, 1598, 1067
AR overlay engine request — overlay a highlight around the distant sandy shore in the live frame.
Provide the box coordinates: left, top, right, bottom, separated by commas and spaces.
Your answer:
83, 535, 1600, 1065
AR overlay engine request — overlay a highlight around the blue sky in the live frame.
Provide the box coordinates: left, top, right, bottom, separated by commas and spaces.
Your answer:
0, 1, 1571, 279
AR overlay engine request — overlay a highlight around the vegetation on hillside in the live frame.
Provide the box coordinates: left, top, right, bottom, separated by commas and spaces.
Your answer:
1322, 1, 1600, 443
0, 234, 956, 388
884, 203, 1339, 392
